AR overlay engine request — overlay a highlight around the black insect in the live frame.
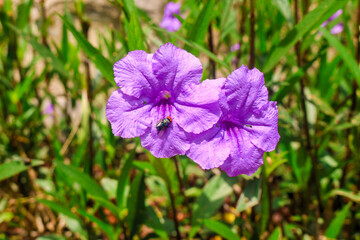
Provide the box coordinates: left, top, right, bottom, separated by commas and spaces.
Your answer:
156, 116, 173, 131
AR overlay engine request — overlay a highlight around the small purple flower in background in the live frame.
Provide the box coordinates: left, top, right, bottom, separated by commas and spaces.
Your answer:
187, 66, 280, 177
160, 1, 182, 32
330, 23, 344, 35
230, 43, 240, 66
106, 43, 223, 158
230, 43, 240, 52
321, 9, 343, 35
42, 103, 54, 116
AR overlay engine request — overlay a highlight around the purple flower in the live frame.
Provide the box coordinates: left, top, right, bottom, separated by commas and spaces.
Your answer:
321, 9, 342, 27
42, 103, 54, 116
330, 23, 344, 35
320, 9, 343, 35
106, 43, 223, 158
230, 43, 240, 52
187, 66, 280, 177
160, 2, 182, 32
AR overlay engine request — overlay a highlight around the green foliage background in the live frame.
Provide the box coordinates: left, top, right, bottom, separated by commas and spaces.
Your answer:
0, 0, 359, 239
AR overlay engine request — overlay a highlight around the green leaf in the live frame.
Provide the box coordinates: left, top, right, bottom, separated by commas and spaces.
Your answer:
37, 199, 87, 239
144, 206, 170, 240
15, 0, 33, 30
55, 160, 108, 200
269, 227, 282, 240
203, 219, 240, 240
78, 209, 116, 240
263, 0, 349, 73
27, 37, 69, 78
116, 146, 137, 209
0, 160, 44, 182
271, 0, 293, 25
320, 27, 360, 85
91, 196, 120, 218
236, 178, 261, 212
126, 172, 146, 238
37, 199, 79, 220
127, 12, 146, 51
185, 0, 215, 54
121, 0, 137, 21
329, 189, 360, 203
325, 203, 351, 238
192, 173, 236, 224
36, 235, 67, 240
59, 14, 115, 85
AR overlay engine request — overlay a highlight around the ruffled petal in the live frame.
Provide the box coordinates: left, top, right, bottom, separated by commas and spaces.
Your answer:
174, 78, 225, 134
220, 126, 264, 177
113, 51, 157, 98
140, 121, 190, 158
224, 66, 268, 119
242, 101, 280, 152
152, 43, 203, 95
106, 90, 152, 138
187, 126, 230, 169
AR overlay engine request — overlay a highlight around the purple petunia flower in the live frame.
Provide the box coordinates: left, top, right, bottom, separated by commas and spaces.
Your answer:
160, 1, 182, 32
330, 23, 344, 35
187, 66, 280, 177
230, 43, 241, 52
106, 43, 223, 158
42, 103, 54, 116
320, 9, 343, 35
321, 9, 342, 27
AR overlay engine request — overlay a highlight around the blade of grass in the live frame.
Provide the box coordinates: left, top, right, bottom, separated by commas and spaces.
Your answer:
320, 27, 360, 85
185, 0, 215, 55
263, 0, 349, 73
116, 145, 137, 209
203, 219, 240, 240
325, 203, 352, 238
59, 14, 115, 85
0, 160, 44, 182
55, 160, 108, 200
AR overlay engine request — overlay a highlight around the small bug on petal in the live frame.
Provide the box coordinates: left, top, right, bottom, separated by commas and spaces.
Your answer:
156, 116, 173, 131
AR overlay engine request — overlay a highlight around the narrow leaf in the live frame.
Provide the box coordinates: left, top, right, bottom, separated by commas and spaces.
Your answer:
325, 203, 351, 238
263, 0, 349, 73
0, 160, 44, 182
116, 146, 137, 209
55, 160, 108, 200
203, 219, 240, 240
321, 27, 360, 85
126, 172, 146, 238
192, 173, 236, 224
59, 14, 115, 85
186, 0, 215, 54
78, 209, 116, 240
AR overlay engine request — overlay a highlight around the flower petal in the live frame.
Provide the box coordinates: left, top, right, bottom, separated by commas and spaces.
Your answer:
330, 23, 344, 35
187, 126, 230, 169
242, 101, 280, 152
174, 78, 225, 134
106, 90, 152, 138
140, 121, 190, 158
224, 66, 268, 119
160, 18, 181, 32
152, 43, 203, 95
113, 50, 157, 98
220, 128, 264, 177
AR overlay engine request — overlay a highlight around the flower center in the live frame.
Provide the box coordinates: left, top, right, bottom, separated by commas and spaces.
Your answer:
161, 90, 171, 99
155, 90, 172, 104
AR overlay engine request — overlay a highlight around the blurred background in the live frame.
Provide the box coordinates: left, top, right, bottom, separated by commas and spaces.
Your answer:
0, 0, 359, 239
